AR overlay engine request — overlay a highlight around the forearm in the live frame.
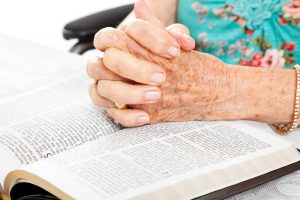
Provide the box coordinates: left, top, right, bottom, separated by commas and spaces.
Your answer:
232, 66, 295, 123
119, 0, 178, 27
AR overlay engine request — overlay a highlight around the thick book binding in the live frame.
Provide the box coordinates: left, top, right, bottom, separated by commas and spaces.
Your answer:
199, 158, 300, 199
4, 160, 300, 200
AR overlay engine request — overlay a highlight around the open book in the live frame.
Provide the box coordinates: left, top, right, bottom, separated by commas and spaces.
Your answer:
1, 34, 300, 200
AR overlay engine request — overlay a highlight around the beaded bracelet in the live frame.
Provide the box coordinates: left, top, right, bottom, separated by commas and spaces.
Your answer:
269, 64, 300, 135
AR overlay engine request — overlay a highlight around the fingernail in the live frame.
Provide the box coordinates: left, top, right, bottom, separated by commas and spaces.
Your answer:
144, 90, 161, 101
168, 46, 180, 57
150, 73, 165, 84
136, 115, 150, 125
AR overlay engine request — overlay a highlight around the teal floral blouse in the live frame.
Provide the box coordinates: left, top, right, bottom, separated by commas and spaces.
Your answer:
177, 0, 300, 68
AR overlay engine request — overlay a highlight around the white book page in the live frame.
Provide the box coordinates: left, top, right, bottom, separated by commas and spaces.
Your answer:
0, 34, 84, 101
0, 35, 121, 187
0, 34, 84, 190
0, 76, 120, 186
20, 121, 299, 200
0, 74, 88, 128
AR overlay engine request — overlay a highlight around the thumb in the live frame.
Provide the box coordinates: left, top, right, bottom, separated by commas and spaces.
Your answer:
134, 0, 164, 28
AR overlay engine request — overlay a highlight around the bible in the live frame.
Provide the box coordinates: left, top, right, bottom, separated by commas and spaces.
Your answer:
1, 34, 300, 200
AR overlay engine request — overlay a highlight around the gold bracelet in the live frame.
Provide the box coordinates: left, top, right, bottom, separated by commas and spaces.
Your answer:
269, 64, 300, 135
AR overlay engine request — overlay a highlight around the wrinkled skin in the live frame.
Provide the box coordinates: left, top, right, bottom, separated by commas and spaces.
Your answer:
133, 52, 237, 123
97, 28, 238, 124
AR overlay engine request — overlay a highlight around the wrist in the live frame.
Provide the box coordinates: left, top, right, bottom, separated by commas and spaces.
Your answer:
233, 66, 295, 123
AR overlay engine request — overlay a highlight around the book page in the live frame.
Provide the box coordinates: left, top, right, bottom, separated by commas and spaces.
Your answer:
0, 75, 120, 186
0, 35, 120, 187
0, 74, 87, 128
0, 34, 83, 101
17, 121, 300, 200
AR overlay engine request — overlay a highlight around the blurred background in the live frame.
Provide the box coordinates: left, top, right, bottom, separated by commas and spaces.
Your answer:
0, 0, 134, 53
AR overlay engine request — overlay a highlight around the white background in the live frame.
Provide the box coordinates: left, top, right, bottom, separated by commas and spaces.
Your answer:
0, 0, 134, 52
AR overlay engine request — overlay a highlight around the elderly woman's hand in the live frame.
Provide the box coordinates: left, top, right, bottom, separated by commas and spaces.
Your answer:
87, 7, 241, 127
88, 0, 295, 127
87, 0, 295, 127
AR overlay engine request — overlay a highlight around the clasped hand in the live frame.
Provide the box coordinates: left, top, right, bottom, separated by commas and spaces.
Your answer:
87, 0, 238, 127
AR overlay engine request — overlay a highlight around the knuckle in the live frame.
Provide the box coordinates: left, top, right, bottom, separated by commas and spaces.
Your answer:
93, 29, 104, 49
94, 27, 118, 50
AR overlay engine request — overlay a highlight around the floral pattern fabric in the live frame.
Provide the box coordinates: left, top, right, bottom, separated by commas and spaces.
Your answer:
177, 0, 300, 68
